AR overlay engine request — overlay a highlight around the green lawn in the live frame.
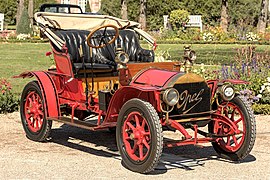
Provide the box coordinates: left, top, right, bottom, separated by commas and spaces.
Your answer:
155, 44, 270, 65
0, 42, 269, 96
0, 43, 52, 96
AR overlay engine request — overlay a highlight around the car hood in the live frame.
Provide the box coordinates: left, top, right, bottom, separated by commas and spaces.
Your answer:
130, 68, 205, 89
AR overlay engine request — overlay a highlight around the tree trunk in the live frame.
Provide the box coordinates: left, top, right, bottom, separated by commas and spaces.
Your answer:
257, 0, 269, 33
28, 0, 34, 27
121, 0, 128, 20
139, 0, 147, 30
220, 0, 228, 33
16, 0, 24, 27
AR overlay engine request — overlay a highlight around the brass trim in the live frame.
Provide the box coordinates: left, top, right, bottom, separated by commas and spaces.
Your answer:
175, 116, 211, 123
175, 73, 205, 84
169, 110, 213, 118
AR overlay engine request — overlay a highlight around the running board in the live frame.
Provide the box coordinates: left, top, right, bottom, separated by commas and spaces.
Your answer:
48, 116, 116, 131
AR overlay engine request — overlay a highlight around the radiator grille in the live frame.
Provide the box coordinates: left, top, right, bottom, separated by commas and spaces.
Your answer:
170, 82, 211, 116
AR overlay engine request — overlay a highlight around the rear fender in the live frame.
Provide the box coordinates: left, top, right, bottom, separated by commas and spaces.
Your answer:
104, 86, 160, 123
14, 71, 60, 118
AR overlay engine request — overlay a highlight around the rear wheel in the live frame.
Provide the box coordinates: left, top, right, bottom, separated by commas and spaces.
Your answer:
209, 96, 256, 161
116, 98, 163, 173
20, 81, 52, 142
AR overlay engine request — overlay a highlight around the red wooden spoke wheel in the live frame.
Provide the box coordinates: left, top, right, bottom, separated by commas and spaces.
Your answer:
24, 91, 44, 133
116, 99, 163, 173
20, 81, 52, 142
214, 101, 246, 152
209, 96, 256, 161
122, 111, 151, 162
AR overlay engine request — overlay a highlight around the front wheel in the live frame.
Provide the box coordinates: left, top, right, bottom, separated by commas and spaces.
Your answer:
209, 96, 256, 161
116, 98, 163, 173
20, 81, 52, 142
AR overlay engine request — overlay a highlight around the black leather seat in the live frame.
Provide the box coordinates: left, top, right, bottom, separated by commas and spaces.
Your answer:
53, 29, 155, 75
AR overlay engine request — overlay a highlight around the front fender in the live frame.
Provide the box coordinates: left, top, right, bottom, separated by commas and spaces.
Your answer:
207, 79, 249, 99
14, 71, 60, 118
104, 86, 161, 123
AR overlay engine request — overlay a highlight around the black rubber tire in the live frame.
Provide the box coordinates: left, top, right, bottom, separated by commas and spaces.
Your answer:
108, 127, 116, 133
209, 95, 256, 161
20, 81, 52, 142
116, 98, 163, 173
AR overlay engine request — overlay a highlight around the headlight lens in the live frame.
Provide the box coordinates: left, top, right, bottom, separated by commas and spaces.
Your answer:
163, 88, 179, 106
219, 84, 235, 101
224, 87, 234, 97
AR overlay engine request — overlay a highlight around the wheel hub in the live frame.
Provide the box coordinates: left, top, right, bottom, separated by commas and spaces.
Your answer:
122, 111, 151, 162
24, 91, 44, 133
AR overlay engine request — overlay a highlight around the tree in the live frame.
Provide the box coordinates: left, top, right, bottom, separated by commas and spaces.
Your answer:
170, 9, 189, 30
220, 0, 228, 32
16, 0, 24, 27
127, 0, 139, 22
85, 0, 91, 12
228, 0, 260, 34
257, 0, 269, 33
146, 0, 181, 30
28, 0, 33, 27
121, 0, 128, 20
139, 0, 147, 30
16, 8, 31, 34
99, 0, 121, 17
25, 0, 56, 13
0, 0, 17, 25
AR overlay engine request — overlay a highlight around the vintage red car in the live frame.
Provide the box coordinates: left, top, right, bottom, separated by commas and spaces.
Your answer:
15, 11, 256, 173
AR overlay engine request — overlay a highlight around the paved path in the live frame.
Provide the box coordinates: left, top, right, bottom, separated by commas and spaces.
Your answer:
0, 112, 269, 179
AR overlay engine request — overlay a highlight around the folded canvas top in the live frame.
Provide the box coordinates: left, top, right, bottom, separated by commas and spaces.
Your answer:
34, 12, 156, 49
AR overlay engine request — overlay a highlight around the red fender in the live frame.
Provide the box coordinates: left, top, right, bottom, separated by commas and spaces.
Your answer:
14, 71, 60, 118
207, 79, 249, 99
104, 86, 161, 123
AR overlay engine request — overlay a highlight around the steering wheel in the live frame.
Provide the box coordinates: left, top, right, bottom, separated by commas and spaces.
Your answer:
86, 24, 119, 49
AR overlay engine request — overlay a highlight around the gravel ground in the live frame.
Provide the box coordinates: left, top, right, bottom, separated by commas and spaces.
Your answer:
0, 112, 270, 179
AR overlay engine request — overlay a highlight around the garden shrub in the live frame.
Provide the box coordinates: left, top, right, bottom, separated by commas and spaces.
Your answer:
169, 9, 189, 31
192, 63, 219, 80
155, 28, 201, 41
154, 48, 172, 62
246, 32, 260, 41
0, 30, 16, 40
158, 29, 177, 40
220, 46, 270, 114
148, 26, 270, 43
16, 8, 31, 35
16, 34, 30, 40
252, 104, 270, 115
221, 46, 270, 95
177, 28, 201, 41
0, 79, 19, 113
202, 26, 229, 42
256, 77, 270, 104
190, 46, 270, 114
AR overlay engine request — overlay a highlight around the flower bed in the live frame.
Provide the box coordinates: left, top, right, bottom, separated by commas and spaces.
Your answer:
0, 79, 19, 113
190, 46, 270, 114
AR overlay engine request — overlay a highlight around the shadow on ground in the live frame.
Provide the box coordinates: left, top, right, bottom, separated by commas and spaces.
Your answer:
49, 124, 256, 175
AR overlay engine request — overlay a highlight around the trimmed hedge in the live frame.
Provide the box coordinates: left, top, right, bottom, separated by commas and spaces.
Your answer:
141, 40, 270, 45
0, 39, 49, 43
